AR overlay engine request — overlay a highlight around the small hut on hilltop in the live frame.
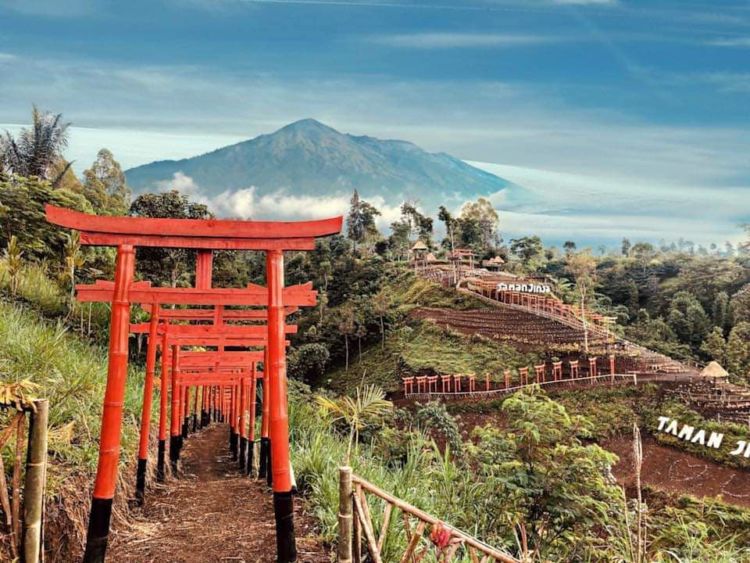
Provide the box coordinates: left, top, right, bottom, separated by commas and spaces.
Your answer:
409, 240, 429, 262
701, 361, 729, 380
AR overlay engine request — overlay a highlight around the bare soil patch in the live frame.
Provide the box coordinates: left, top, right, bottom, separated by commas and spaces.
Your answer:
605, 435, 750, 508
108, 424, 329, 562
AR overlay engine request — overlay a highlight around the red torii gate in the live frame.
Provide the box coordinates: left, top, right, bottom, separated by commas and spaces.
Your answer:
45, 205, 341, 563
91, 280, 297, 502
150, 326, 291, 481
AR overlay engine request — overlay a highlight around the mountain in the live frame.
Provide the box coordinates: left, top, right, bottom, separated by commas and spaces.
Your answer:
125, 119, 510, 205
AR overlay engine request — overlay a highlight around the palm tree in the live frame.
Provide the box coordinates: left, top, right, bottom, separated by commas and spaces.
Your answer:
2, 106, 71, 184
315, 385, 392, 463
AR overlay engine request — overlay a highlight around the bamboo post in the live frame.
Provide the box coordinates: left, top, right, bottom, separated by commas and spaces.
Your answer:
338, 467, 353, 563
23, 399, 48, 563
12, 414, 26, 554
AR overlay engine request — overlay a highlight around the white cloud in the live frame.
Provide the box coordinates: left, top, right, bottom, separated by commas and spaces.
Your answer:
550, 0, 616, 4
706, 37, 750, 48
370, 32, 557, 49
147, 172, 411, 231
470, 161, 749, 245
698, 72, 750, 93
0, 0, 100, 16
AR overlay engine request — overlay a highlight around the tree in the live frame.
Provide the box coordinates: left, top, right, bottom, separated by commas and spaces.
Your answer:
566, 250, 597, 352
726, 322, 750, 379
711, 291, 730, 333
62, 231, 85, 305
0, 175, 92, 260
287, 343, 330, 385
621, 238, 632, 256
400, 202, 433, 242
3, 235, 23, 296
563, 241, 577, 255
511, 236, 544, 268
315, 385, 392, 463
129, 190, 213, 286
701, 327, 727, 364
388, 220, 412, 261
1, 106, 71, 184
337, 305, 356, 371
459, 197, 499, 252
372, 290, 390, 349
437, 205, 457, 251
82, 149, 130, 215
345, 190, 380, 251
731, 284, 750, 324
666, 292, 711, 349
467, 391, 619, 558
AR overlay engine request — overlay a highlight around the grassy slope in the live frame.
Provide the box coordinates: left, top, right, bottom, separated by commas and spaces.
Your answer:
325, 273, 539, 393
0, 299, 145, 491
327, 322, 539, 393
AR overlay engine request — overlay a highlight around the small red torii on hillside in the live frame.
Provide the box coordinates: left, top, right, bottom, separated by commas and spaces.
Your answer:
45, 205, 341, 563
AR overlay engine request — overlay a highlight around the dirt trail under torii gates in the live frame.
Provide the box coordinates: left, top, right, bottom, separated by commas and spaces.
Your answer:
108, 424, 329, 563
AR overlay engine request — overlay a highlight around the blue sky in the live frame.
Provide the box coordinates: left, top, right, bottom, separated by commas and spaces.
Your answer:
1, 0, 749, 245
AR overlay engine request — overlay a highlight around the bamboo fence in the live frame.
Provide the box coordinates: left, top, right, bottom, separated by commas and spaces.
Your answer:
338, 467, 519, 563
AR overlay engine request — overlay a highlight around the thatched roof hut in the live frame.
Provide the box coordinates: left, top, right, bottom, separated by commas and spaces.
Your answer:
701, 361, 729, 378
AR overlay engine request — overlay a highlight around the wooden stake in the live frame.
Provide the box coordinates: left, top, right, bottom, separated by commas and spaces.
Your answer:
338, 467, 353, 563
24, 400, 49, 563
12, 413, 26, 555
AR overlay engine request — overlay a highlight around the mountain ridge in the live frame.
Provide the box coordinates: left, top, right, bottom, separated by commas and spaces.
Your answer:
124, 119, 510, 205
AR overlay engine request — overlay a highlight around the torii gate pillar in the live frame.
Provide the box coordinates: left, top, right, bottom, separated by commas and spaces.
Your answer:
267, 249, 297, 562
83, 245, 135, 562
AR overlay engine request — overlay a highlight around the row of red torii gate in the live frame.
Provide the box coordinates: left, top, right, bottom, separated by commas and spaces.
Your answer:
45, 205, 343, 563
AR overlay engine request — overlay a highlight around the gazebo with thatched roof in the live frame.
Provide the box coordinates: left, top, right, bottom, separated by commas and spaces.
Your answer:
701, 361, 729, 379
409, 239, 429, 262
482, 255, 505, 270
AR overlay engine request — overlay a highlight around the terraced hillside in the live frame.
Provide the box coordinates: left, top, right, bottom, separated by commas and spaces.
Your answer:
411, 306, 609, 352
412, 291, 700, 378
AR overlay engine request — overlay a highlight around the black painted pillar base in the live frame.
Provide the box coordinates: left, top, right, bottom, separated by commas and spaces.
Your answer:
169, 435, 181, 475
239, 437, 248, 470
273, 491, 297, 563
201, 410, 209, 427
192, 413, 198, 432
182, 419, 189, 439
135, 458, 147, 506
157, 439, 166, 483
247, 439, 255, 476
259, 437, 269, 478
230, 431, 239, 460
83, 497, 113, 563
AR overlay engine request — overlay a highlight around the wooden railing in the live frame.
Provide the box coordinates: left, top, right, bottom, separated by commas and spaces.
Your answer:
404, 373, 638, 401
338, 467, 519, 563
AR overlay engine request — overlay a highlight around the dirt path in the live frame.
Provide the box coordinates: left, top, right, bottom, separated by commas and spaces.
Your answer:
108, 425, 329, 562
605, 436, 750, 508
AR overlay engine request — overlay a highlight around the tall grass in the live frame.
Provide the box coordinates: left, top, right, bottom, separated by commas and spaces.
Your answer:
0, 301, 144, 491
0, 258, 112, 339
290, 382, 519, 561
